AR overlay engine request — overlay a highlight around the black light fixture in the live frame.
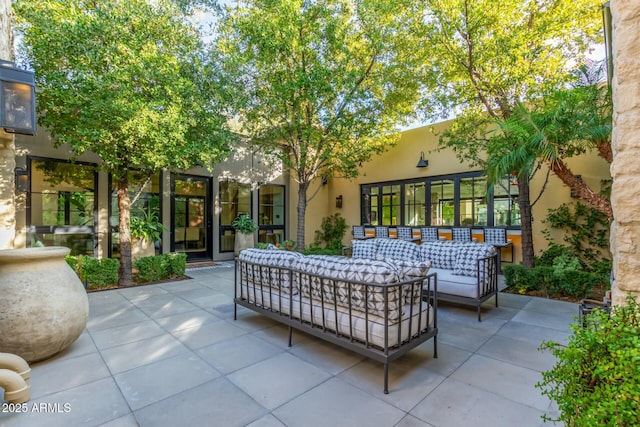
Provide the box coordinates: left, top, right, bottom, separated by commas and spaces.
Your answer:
416, 151, 428, 168
14, 166, 29, 192
335, 195, 343, 209
0, 60, 36, 136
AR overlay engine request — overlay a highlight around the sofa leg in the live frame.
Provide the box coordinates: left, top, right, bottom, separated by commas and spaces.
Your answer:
477, 305, 482, 322
288, 326, 293, 347
383, 362, 389, 394
433, 337, 438, 358
495, 293, 499, 307
233, 303, 237, 320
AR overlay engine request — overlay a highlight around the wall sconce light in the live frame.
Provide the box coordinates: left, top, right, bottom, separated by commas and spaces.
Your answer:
570, 175, 582, 198
416, 151, 428, 168
335, 195, 343, 209
0, 60, 36, 136
14, 166, 29, 192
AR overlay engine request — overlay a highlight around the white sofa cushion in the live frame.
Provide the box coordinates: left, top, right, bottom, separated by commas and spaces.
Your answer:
429, 268, 479, 299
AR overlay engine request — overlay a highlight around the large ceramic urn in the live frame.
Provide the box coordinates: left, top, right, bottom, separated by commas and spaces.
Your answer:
0, 247, 89, 363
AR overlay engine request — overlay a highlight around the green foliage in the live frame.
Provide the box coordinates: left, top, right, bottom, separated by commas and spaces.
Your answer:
538, 295, 640, 426
216, 0, 424, 247
66, 255, 119, 289
504, 264, 607, 299
164, 253, 187, 278
312, 214, 347, 252
15, 0, 234, 284
302, 246, 342, 256
134, 256, 168, 283
255, 242, 270, 249
130, 209, 166, 242
277, 239, 297, 251
542, 202, 611, 268
232, 214, 258, 234
134, 253, 187, 282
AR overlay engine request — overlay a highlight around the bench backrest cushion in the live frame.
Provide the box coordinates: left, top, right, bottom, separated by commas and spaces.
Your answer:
385, 258, 431, 305
419, 241, 461, 270
294, 255, 404, 320
453, 243, 496, 277
375, 238, 420, 261
238, 248, 303, 294
351, 239, 378, 259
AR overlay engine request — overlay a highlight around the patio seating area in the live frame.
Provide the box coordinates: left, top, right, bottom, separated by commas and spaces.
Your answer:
0, 262, 577, 427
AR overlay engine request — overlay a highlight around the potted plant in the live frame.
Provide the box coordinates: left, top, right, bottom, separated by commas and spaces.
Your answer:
130, 209, 165, 259
232, 213, 258, 256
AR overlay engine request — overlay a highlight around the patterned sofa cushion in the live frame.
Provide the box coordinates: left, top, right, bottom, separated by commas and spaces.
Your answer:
384, 258, 431, 305
419, 241, 461, 270
294, 255, 404, 320
453, 243, 496, 277
351, 239, 378, 259
238, 248, 303, 294
375, 238, 420, 261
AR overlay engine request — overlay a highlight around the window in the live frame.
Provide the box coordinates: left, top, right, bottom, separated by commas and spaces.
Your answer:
404, 182, 426, 226
258, 184, 285, 244
360, 172, 520, 228
28, 158, 97, 255
219, 181, 251, 253
109, 172, 161, 258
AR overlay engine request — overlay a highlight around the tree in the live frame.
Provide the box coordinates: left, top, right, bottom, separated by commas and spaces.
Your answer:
215, 0, 423, 249
15, 0, 233, 285
416, 0, 604, 267
492, 81, 612, 219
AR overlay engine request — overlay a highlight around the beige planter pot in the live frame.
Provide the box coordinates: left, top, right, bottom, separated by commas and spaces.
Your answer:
0, 247, 89, 363
132, 237, 155, 260
234, 232, 255, 256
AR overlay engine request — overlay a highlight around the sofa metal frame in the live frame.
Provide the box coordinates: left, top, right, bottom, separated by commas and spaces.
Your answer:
234, 259, 438, 394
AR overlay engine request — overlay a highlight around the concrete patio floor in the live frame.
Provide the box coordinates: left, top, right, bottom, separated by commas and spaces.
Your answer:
0, 261, 578, 427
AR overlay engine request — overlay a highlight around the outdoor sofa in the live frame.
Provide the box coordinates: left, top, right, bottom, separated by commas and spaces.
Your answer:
234, 248, 438, 394
350, 238, 498, 321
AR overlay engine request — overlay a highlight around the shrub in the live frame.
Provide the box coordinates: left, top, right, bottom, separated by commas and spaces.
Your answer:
303, 246, 341, 255
134, 255, 168, 283
312, 213, 347, 252
66, 255, 119, 288
537, 295, 640, 426
504, 264, 606, 299
164, 252, 187, 278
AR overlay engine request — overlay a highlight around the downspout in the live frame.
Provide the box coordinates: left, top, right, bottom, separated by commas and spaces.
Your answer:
0, 369, 30, 403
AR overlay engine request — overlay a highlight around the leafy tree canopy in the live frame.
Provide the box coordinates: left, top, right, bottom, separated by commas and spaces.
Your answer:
15, 0, 234, 179
215, 0, 426, 247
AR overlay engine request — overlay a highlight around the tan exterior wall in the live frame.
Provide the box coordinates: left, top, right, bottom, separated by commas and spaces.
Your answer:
328, 119, 612, 264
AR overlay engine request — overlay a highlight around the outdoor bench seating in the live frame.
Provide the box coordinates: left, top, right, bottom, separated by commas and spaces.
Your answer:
234, 248, 438, 394
351, 238, 498, 321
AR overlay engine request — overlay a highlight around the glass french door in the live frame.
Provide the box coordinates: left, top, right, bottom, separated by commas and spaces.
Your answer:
171, 175, 212, 261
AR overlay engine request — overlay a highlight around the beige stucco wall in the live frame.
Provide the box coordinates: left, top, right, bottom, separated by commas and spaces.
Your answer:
610, 0, 640, 305
328, 119, 612, 264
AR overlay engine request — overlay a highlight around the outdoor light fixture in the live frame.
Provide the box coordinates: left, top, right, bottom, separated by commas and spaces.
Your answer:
0, 60, 36, 136
416, 151, 428, 168
336, 195, 343, 209
14, 166, 29, 192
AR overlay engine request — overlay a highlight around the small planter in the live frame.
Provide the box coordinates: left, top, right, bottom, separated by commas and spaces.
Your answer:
0, 247, 89, 362
234, 232, 255, 256
579, 298, 611, 327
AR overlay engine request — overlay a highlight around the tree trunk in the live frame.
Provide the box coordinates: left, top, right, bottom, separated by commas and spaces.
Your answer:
296, 182, 309, 251
517, 175, 535, 268
551, 159, 613, 220
117, 174, 133, 286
